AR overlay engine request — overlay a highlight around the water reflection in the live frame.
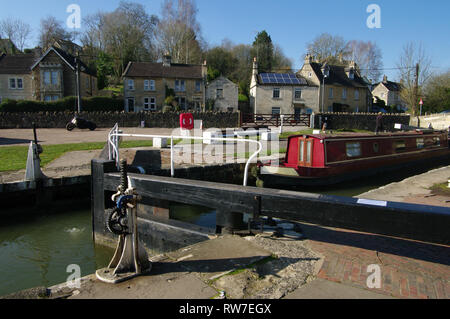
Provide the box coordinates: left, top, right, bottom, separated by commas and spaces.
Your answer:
0, 210, 113, 297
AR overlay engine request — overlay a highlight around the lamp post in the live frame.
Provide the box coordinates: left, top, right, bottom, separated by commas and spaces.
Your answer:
321, 65, 329, 113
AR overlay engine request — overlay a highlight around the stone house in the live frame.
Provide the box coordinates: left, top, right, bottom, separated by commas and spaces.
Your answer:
298, 54, 371, 113
0, 53, 35, 104
0, 46, 97, 104
371, 75, 405, 110
206, 76, 238, 112
249, 58, 319, 115
122, 55, 207, 112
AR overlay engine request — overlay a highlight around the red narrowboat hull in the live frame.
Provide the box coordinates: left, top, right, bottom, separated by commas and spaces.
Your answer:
259, 131, 450, 187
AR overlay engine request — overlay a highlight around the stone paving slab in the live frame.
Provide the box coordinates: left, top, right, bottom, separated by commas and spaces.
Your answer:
284, 278, 395, 299
67, 260, 217, 299
166, 235, 273, 282
46, 235, 272, 299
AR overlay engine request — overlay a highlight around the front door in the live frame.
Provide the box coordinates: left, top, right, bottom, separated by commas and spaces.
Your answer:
127, 98, 135, 112
294, 107, 302, 121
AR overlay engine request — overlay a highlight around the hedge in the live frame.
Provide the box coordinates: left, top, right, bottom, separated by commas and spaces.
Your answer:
0, 96, 124, 113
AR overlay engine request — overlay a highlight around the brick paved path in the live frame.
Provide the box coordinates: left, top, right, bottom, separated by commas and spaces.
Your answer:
301, 223, 450, 299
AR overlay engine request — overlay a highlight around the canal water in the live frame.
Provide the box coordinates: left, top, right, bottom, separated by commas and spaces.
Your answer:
0, 163, 447, 297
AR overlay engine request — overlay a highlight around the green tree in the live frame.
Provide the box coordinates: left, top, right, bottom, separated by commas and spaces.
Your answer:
251, 31, 274, 73
96, 52, 114, 90
423, 70, 450, 113
205, 47, 237, 81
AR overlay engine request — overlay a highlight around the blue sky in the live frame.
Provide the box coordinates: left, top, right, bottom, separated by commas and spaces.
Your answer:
1, 0, 449, 80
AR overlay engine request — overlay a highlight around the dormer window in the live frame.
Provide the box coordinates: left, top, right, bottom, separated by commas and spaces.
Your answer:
349, 69, 355, 79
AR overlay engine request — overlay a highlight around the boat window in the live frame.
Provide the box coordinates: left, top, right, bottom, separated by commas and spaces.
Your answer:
346, 142, 361, 157
395, 140, 406, 151
416, 138, 424, 149
299, 140, 304, 162
306, 141, 312, 163
373, 142, 379, 153
434, 137, 441, 146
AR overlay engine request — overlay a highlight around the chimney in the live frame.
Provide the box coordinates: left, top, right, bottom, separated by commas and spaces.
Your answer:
163, 54, 171, 67
252, 57, 258, 74
304, 53, 313, 64
202, 60, 207, 79
383, 75, 388, 83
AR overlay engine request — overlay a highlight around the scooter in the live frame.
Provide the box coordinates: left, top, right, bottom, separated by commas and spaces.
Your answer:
66, 116, 97, 131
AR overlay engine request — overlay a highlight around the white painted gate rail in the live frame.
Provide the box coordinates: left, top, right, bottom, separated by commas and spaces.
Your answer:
107, 124, 262, 186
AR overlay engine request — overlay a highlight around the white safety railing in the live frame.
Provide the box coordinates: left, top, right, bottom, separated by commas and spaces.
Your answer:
107, 125, 262, 186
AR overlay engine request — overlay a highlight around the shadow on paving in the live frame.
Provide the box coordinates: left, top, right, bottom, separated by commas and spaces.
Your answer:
0, 137, 36, 146
147, 256, 317, 278
299, 223, 450, 266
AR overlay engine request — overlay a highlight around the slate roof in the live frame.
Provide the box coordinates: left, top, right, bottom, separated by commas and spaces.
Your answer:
375, 80, 402, 92
0, 53, 36, 74
30, 46, 96, 77
306, 62, 368, 88
123, 61, 204, 79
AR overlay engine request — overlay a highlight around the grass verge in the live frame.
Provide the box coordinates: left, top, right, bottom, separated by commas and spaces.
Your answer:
0, 140, 154, 172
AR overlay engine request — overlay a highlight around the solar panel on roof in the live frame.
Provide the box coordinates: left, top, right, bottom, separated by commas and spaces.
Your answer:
260, 73, 306, 85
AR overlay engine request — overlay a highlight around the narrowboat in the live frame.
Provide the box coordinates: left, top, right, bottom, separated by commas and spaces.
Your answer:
259, 129, 450, 187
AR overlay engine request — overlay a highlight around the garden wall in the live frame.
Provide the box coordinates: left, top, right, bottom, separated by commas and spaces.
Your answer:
0, 111, 241, 129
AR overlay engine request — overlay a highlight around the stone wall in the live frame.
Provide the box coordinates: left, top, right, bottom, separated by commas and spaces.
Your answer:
410, 114, 450, 130
0, 111, 241, 129
312, 112, 411, 131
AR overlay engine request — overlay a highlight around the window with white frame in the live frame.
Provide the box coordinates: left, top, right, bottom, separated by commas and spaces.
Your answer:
44, 72, 51, 85
294, 88, 302, 100
43, 71, 58, 85
175, 80, 185, 92
273, 88, 280, 99
355, 89, 360, 100
195, 81, 202, 92
9, 77, 24, 89
346, 142, 361, 157
176, 96, 186, 109
272, 107, 281, 115
51, 71, 58, 85
349, 70, 354, 79
144, 80, 155, 91
216, 88, 223, 99
9, 78, 16, 89
342, 88, 347, 99
144, 97, 156, 111
128, 79, 135, 90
